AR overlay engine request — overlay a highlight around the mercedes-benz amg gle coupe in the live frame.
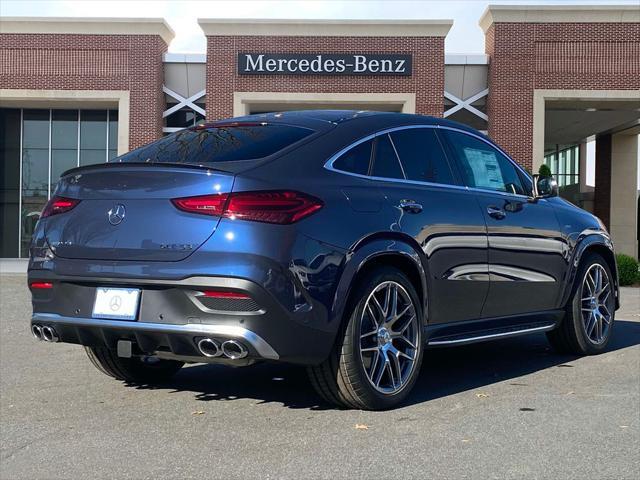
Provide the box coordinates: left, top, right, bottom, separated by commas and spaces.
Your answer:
29, 110, 619, 410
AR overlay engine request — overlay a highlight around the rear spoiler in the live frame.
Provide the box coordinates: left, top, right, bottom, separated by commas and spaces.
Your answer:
61, 161, 232, 178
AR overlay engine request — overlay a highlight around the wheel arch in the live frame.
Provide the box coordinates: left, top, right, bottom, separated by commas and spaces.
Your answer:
330, 233, 428, 333
561, 232, 620, 310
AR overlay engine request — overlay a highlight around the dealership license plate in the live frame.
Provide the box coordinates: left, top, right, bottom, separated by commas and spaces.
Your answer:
92, 288, 140, 320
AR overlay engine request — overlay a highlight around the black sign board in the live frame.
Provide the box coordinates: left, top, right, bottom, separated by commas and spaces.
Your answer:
238, 53, 412, 76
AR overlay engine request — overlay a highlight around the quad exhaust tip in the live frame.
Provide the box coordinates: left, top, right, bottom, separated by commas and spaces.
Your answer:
221, 340, 248, 360
31, 324, 59, 342
42, 326, 59, 343
196, 338, 248, 359
31, 324, 43, 341
197, 338, 222, 358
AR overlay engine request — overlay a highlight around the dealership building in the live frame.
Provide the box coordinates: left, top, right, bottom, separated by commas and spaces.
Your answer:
1, 5, 639, 261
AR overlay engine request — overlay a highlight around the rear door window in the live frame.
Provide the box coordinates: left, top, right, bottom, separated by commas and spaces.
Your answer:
332, 139, 373, 175
371, 134, 404, 180
390, 128, 455, 185
119, 124, 314, 165
442, 130, 525, 195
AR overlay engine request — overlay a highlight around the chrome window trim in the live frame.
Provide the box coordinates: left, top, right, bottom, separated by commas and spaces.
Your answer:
324, 124, 535, 200
324, 124, 468, 192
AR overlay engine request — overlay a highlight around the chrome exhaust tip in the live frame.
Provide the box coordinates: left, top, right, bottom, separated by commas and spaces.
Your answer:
221, 340, 248, 360
31, 324, 43, 341
197, 338, 222, 358
41, 326, 59, 343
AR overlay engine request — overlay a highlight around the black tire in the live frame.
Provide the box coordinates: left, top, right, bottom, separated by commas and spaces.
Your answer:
85, 346, 184, 384
547, 252, 615, 355
308, 267, 424, 410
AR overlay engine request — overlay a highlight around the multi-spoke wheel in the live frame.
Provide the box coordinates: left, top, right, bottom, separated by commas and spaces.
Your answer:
359, 281, 419, 394
547, 252, 616, 355
308, 267, 423, 410
580, 263, 613, 345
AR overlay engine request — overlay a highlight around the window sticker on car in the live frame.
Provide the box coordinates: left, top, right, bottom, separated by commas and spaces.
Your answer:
462, 147, 504, 190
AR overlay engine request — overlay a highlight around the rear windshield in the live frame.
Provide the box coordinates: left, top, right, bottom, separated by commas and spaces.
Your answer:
118, 124, 313, 165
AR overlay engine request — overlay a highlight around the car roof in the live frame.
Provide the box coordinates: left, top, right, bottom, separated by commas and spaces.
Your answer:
225, 109, 482, 136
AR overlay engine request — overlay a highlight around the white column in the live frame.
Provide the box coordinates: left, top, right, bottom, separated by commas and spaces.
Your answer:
610, 133, 639, 258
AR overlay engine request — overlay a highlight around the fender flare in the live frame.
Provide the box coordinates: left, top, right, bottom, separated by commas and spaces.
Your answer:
559, 229, 619, 309
328, 233, 429, 334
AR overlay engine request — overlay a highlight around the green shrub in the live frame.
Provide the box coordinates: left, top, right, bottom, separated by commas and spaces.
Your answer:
616, 254, 639, 286
538, 164, 552, 177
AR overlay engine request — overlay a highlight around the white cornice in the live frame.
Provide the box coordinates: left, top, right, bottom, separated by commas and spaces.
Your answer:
479, 5, 640, 33
198, 18, 453, 37
0, 17, 175, 45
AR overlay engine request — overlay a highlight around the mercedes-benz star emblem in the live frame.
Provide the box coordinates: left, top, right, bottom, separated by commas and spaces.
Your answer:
109, 295, 122, 311
108, 204, 126, 226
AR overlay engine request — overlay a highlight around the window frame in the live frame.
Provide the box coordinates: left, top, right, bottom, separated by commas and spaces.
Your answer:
325, 125, 464, 189
438, 126, 534, 199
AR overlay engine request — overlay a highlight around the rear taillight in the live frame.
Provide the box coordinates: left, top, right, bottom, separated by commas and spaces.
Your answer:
172, 191, 323, 225
30, 282, 53, 289
171, 194, 227, 217
41, 196, 80, 218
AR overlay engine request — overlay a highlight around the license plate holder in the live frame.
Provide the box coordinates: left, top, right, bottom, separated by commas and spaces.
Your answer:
92, 288, 141, 321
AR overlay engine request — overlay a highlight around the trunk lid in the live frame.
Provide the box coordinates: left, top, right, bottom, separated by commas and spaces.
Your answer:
44, 165, 234, 261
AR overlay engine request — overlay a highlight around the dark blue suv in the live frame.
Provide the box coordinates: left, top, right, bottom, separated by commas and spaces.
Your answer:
29, 110, 619, 410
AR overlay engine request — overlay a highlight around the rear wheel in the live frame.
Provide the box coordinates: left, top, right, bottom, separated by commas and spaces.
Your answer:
308, 267, 423, 410
547, 252, 615, 355
85, 346, 184, 384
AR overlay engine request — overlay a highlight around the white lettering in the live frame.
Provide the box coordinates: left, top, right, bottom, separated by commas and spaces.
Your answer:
265, 58, 277, 72
310, 55, 322, 72
380, 59, 392, 72
324, 58, 335, 73
368, 59, 379, 72
245, 54, 264, 72
395, 59, 406, 72
353, 55, 367, 73
335, 59, 346, 72
298, 59, 310, 72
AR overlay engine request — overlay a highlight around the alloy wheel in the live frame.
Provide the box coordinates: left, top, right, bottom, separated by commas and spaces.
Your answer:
359, 281, 420, 394
580, 263, 613, 345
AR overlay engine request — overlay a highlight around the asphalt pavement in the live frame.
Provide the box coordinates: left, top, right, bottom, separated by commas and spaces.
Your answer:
1, 275, 638, 479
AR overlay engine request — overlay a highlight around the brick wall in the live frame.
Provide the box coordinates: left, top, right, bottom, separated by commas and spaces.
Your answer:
485, 22, 640, 170
0, 33, 168, 150
205, 35, 445, 120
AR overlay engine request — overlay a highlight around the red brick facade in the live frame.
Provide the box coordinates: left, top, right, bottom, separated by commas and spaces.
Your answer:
485, 22, 640, 170
0, 33, 168, 149
205, 35, 445, 120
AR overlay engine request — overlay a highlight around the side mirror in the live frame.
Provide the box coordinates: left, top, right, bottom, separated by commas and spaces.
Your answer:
532, 174, 558, 199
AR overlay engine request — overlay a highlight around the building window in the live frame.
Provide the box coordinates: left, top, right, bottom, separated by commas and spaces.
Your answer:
543, 145, 580, 188
0, 108, 117, 258
162, 85, 206, 135
163, 104, 205, 134
443, 88, 489, 134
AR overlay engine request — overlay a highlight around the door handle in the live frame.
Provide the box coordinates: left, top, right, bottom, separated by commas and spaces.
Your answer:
398, 200, 423, 214
487, 206, 506, 220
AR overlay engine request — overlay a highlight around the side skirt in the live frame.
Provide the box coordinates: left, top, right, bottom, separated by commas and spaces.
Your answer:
425, 310, 564, 347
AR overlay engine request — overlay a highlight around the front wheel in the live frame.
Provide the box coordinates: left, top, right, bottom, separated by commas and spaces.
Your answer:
308, 267, 424, 410
85, 346, 184, 384
547, 252, 616, 355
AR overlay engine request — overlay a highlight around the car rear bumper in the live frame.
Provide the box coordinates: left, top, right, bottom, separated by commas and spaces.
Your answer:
27, 271, 338, 365
31, 312, 279, 360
